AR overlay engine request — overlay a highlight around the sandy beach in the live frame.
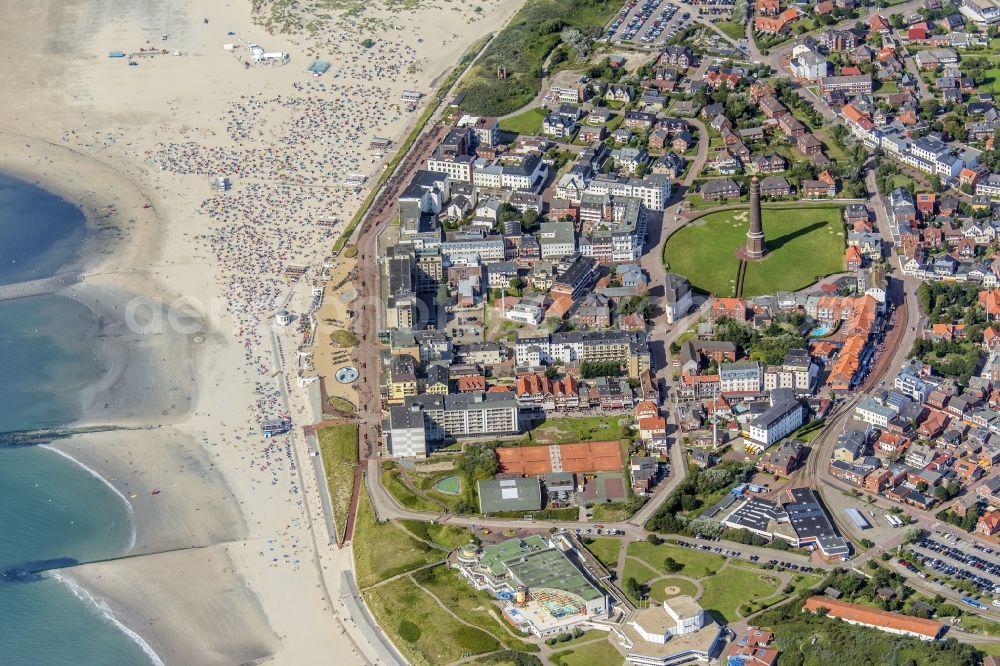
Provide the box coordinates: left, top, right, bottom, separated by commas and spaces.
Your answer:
0, 0, 522, 663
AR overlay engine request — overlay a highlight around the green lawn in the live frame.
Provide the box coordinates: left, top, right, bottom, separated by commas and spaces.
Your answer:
399, 520, 475, 550
499, 107, 547, 135
814, 130, 845, 160
664, 206, 845, 298
876, 80, 899, 94
352, 484, 443, 588
628, 542, 725, 576
528, 415, 631, 444
316, 423, 359, 542
715, 21, 746, 41
583, 537, 622, 568
592, 500, 640, 522
699, 567, 780, 622
549, 637, 624, 666
412, 565, 536, 652
382, 465, 444, 513
622, 558, 661, 602
981, 67, 1000, 94
648, 576, 699, 603
364, 576, 501, 666
458, 0, 622, 116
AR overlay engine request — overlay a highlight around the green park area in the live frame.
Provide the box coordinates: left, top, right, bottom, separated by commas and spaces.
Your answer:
619, 540, 821, 622
499, 107, 546, 135
382, 461, 467, 513
528, 415, 632, 445
549, 639, 624, 666
982, 67, 1000, 94
316, 423, 359, 542
457, 0, 622, 116
354, 489, 541, 664
364, 575, 502, 665
582, 537, 622, 568
715, 21, 746, 40
663, 206, 845, 298
352, 487, 445, 588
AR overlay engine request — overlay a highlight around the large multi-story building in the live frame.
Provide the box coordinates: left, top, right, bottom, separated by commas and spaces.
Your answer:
514, 331, 651, 378
720, 361, 763, 393
747, 388, 804, 447
426, 153, 475, 182
762, 349, 818, 394
387, 391, 520, 456
855, 396, 898, 428
577, 194, 646, 264
537, 221, 578, 259
619, 597, 724, 666
456, 535, 608, 637
584, 173, 671, 211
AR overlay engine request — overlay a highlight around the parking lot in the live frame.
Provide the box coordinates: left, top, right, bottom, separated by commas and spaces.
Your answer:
605, 0, 692, 47
903, 535, 1000, 597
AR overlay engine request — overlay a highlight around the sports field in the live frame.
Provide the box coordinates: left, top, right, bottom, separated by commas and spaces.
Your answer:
663, 206, 845, 298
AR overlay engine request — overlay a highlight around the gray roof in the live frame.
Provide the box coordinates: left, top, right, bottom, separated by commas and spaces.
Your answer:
478, 477, 543, 513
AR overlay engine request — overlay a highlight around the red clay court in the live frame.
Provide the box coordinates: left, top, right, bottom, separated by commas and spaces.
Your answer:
496, 441, 622, 475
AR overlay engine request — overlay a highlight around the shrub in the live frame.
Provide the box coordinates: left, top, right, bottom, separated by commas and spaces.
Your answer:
398, 620, 421, 643
330, 329, 358, 347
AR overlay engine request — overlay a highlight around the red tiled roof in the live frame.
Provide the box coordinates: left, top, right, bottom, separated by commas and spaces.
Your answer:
802, 597, 943, 639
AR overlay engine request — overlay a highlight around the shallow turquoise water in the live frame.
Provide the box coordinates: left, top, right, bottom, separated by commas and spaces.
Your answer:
0, 173, 152, 665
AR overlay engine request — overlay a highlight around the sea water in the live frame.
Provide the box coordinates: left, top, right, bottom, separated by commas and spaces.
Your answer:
0, 173, 152, 665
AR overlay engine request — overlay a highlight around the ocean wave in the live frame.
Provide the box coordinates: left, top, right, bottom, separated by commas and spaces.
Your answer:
53, 571, 165, 666
39, 444, 137, 551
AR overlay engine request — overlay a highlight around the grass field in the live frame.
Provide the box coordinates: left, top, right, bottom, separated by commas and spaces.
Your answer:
412, 565, 536, 652
981, 67, 1000, 93
500, 107, 547, 135
699, 567, 780, 622
583, 537, 622, 568
528, 415, 631, 444
549, 637, 623, 666
382, 464, 444, 513
876, 80, 899, 94
622, 558, 661, 602
364, 575, 501, 666
591, 501, 639, 523
352, 486, 443, 588
458, 0, 622, 116
648, 576, 699, 603
316, 424, 359, 542
628, 541, 725, 575
399, 520, 474, 550
664, 206, 845, 297
715, 21, 746, 40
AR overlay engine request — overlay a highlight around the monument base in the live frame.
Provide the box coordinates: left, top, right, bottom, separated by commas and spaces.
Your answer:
735, 246, 768, 261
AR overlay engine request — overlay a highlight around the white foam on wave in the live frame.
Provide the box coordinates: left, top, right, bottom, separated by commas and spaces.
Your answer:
39, 444, 137, 551
53, 571, 165, 666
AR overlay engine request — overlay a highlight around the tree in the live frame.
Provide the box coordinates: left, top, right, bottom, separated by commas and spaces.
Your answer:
663, 557, 684, 573
625, 576, 642, 600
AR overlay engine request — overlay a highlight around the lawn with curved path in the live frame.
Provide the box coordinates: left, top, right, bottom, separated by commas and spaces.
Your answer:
663, 205, 845, 298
